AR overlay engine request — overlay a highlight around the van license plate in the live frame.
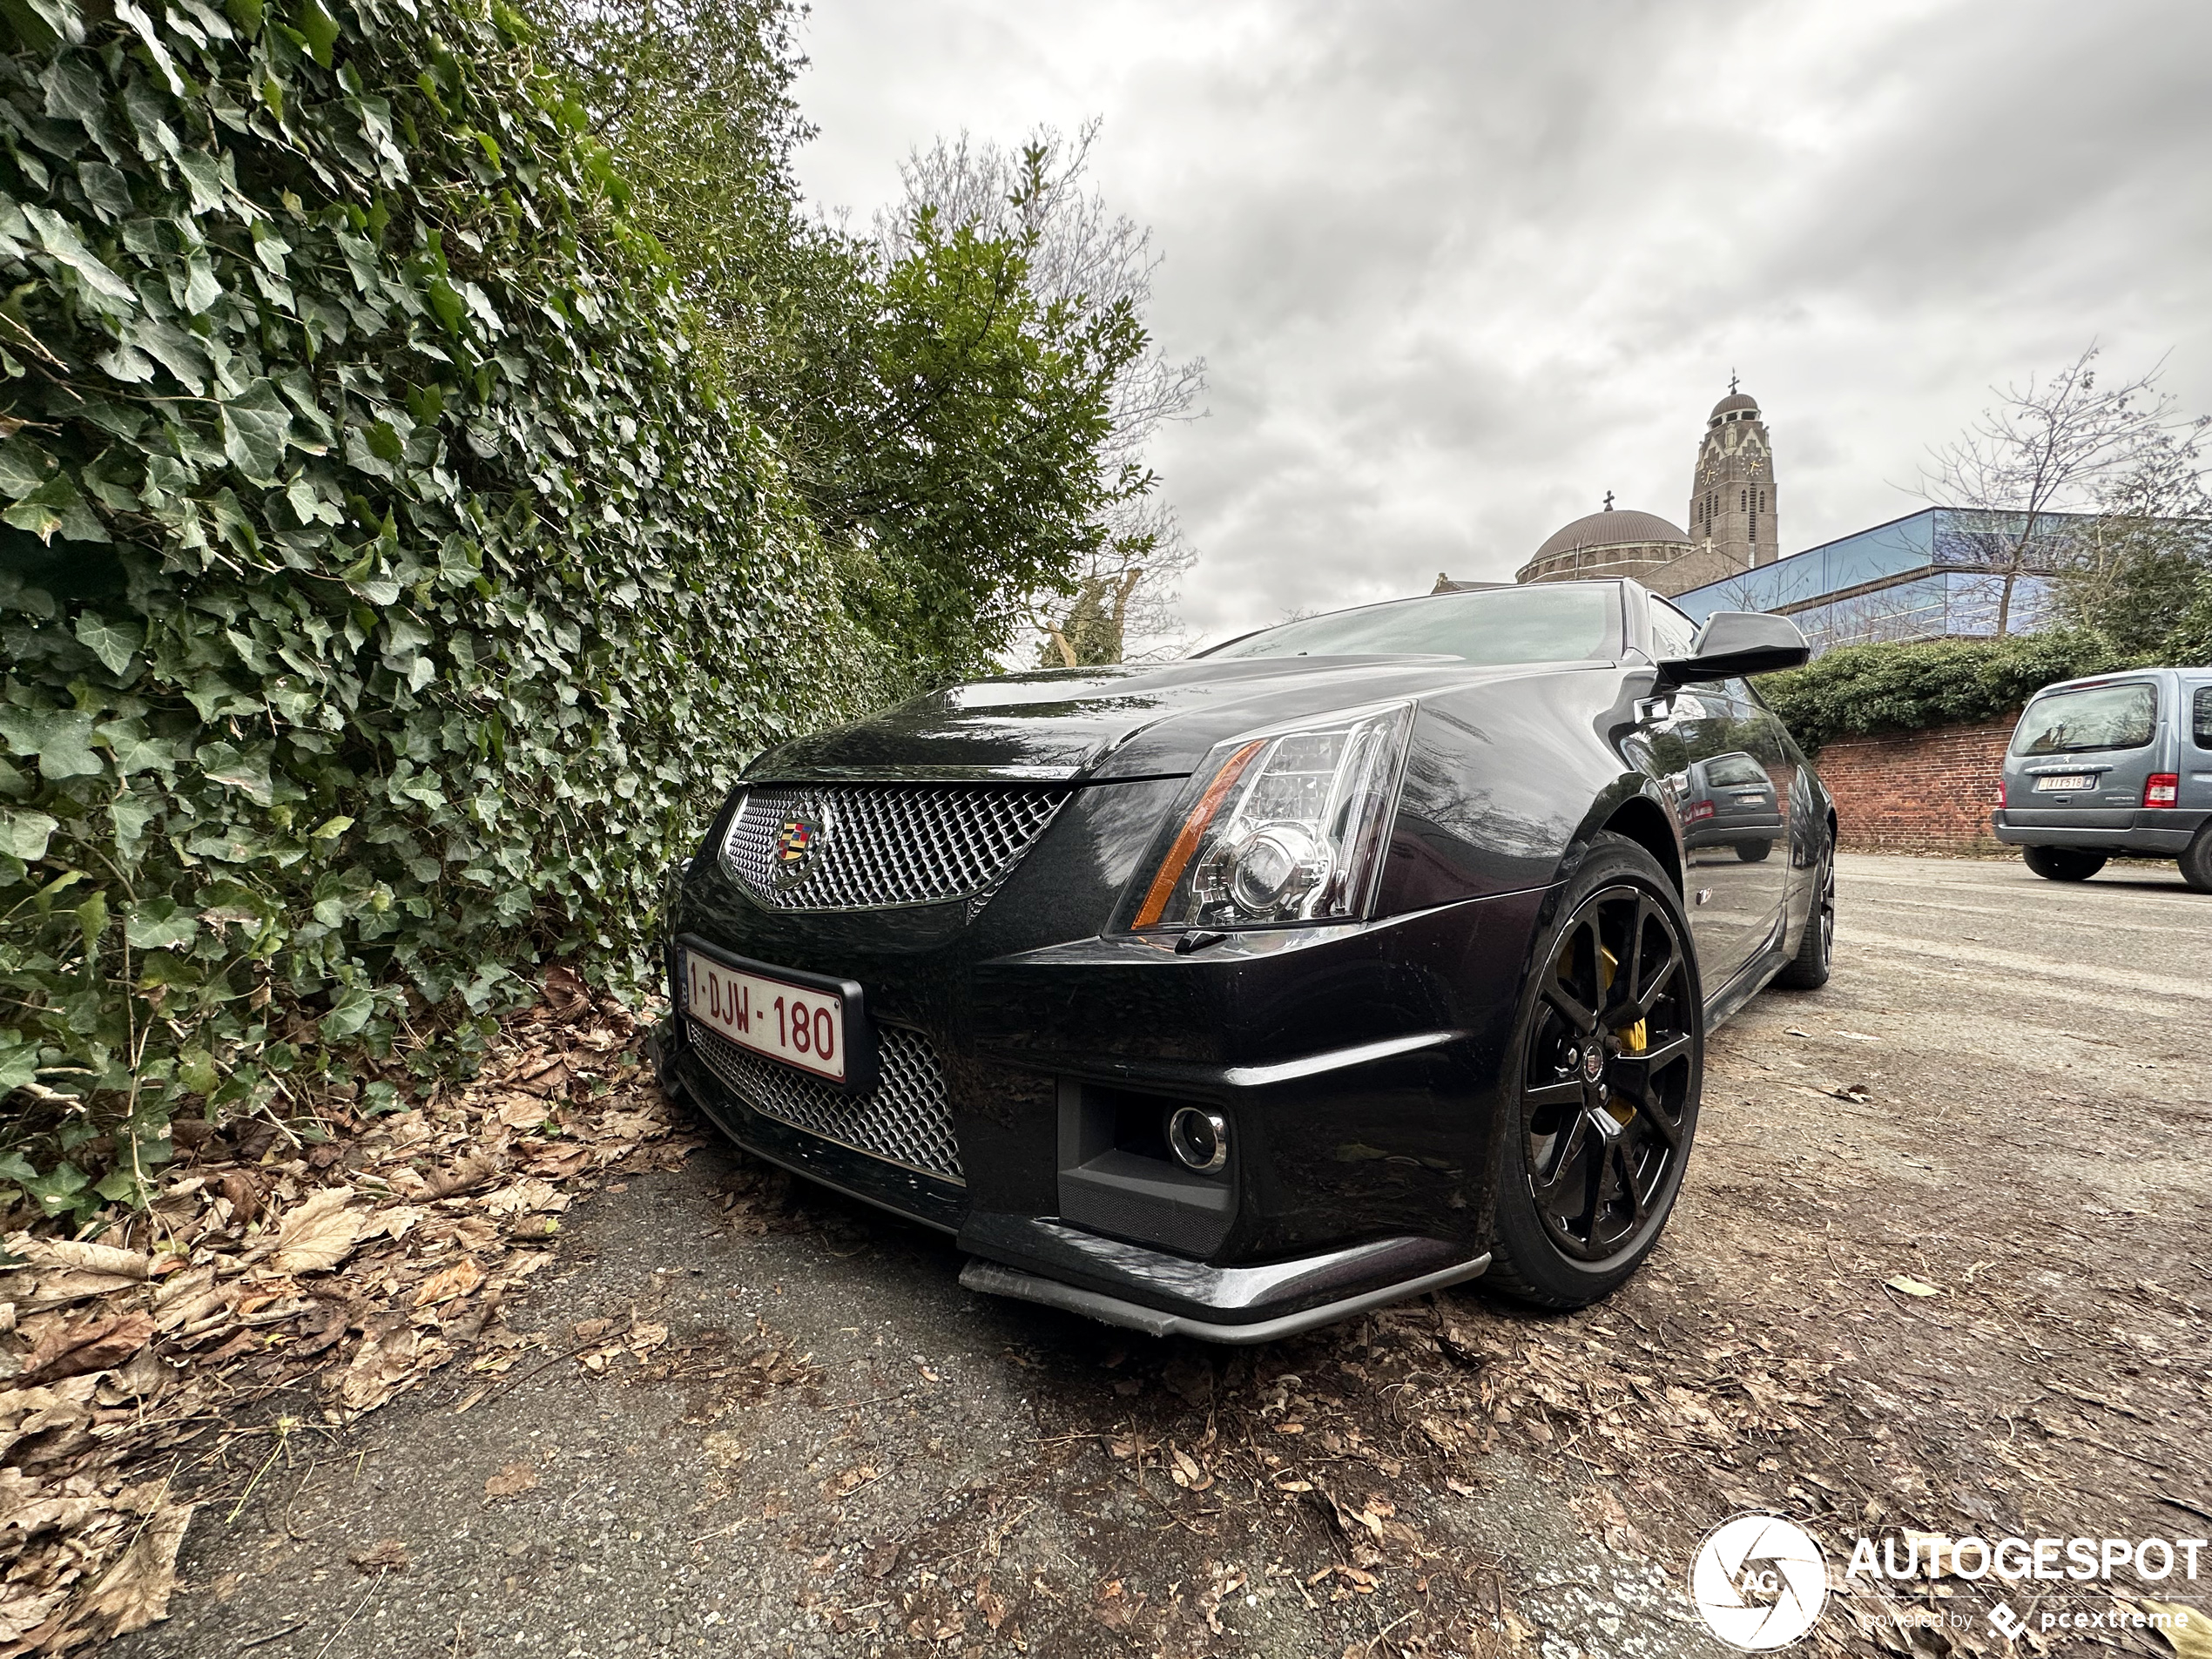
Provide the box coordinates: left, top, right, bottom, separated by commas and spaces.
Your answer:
2033, 774, 2094, 792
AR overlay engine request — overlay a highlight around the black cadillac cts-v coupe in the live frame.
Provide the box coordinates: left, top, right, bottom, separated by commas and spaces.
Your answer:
653, 579, 1836, 1341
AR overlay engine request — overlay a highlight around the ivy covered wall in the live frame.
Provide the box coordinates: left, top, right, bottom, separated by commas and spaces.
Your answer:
0, 0, 878, 1212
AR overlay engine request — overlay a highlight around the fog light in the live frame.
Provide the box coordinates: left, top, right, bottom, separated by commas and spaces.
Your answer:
1166, 1106, 1230, 1174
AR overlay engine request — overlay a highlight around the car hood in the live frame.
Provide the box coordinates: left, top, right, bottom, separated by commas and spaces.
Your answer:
747, 655, 1619, 783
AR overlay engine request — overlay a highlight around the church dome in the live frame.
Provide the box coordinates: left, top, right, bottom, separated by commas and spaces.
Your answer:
1532, 508, 1689, 563
1709, 390, 1760, 423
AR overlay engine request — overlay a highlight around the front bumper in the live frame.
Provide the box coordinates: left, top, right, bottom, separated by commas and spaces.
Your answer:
664, 804, 1548, 1336
1992, 807, 2207, 855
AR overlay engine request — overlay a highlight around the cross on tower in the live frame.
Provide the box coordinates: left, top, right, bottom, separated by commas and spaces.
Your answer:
1602, 490, 1615, 511
1729, 369, 1739, 395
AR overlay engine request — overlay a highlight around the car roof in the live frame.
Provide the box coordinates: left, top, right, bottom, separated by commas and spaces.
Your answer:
2029, 667, 2181, 697
1193, 578, 1636, 658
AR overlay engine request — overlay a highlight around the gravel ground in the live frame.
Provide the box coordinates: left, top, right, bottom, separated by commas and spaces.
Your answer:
113, 853, 2212, 1659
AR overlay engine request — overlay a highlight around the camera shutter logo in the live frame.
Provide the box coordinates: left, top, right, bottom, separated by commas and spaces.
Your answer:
1690, 1514, 1829, 1649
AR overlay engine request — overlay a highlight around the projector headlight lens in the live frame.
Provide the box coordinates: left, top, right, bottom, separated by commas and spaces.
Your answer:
1128, 701, 1414, 930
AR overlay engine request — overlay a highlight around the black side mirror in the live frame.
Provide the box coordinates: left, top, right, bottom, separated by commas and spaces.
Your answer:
1656, 610, 1811, 685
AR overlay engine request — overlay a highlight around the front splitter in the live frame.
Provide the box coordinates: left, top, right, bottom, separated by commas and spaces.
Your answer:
959, 1251, 1491, 1345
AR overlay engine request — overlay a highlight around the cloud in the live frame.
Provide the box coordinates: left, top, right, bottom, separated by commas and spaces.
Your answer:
791, 0, 2212, 644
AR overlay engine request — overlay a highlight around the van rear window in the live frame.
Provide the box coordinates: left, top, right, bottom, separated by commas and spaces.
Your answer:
2012, 684, 2156, 756
2195, 685, 2212, 750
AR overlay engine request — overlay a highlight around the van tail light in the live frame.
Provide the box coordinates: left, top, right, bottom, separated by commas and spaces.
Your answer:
1687, 799, 1716, 822
2145, 773, 2180, 808
1997, 779, 2006, 808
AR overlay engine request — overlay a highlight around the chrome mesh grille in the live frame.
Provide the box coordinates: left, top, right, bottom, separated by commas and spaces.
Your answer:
686, 1019, 964, 1184
724, 785, 1068, 910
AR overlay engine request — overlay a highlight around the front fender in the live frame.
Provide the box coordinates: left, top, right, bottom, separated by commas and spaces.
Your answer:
1375, 671, 1653, 914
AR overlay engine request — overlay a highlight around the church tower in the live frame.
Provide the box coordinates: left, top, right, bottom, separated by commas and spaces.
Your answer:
1686, 381, 1778, 574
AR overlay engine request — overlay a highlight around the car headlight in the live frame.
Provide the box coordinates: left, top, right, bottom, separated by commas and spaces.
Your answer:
1128, 701, 1414, 930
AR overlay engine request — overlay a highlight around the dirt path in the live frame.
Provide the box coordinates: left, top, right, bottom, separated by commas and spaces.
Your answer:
113, 854, 2212, 1659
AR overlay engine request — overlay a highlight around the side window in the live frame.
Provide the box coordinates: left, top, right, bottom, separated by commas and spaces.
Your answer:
2195, 685, 2212, 750
1649, 601, 1697, 660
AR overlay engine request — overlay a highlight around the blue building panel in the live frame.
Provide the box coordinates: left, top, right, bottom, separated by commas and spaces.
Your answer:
1673, 508, 2080, 653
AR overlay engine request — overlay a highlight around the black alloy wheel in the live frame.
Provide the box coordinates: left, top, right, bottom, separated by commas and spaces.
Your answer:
2023, 846, 2107, 882
1487, 835, 1703, 1308
1775, 835, 1834, 989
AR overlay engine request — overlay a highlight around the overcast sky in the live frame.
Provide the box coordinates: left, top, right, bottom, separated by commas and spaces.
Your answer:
788, 1, 2212, 648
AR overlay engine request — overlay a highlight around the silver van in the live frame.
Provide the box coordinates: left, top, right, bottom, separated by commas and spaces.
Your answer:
1993, 666, 2212, 892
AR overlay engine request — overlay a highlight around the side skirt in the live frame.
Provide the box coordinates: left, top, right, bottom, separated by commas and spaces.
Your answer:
1703, 915, 1791, 1030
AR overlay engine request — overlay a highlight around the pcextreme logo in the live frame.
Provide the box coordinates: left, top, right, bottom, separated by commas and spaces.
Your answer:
1689, 1514, 1829, 1649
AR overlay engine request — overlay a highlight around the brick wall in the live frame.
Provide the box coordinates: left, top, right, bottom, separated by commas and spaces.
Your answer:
1811, 716, 2017, 854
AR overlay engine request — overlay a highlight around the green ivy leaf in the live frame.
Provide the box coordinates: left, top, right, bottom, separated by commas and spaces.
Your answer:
294, 0, 337, 64
75, 890, 109, 959
20, 206, 135, 304
73, 613, 143, 674
0, 438, 53, 500
3, 474, 106, 544
0, 808, 59, 861
220, 379, 294, 485
320, 983, 374, 1040
194, 739, 276, 806
124, 896, 199, 950
24, 1162, 91, 1217
0, 707, 103, 778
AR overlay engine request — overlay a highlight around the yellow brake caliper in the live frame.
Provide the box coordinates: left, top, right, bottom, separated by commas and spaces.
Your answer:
1597, 944, 1644, 1129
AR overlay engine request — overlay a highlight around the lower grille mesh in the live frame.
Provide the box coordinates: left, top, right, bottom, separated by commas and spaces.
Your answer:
686, 1020, 964, 1184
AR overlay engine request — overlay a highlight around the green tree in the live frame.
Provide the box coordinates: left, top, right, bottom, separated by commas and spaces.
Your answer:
2058, 422, 2212, 657
535, 0, 1157, 688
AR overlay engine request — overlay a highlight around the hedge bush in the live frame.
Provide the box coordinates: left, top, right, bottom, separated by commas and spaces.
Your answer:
0, 0, 878, 1216
1757, 631, 2134, 755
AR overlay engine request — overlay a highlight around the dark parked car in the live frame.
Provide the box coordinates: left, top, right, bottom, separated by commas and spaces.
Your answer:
655, 581, 1836, 1341
1993, 667, 2212, 893
1680, 751, 1785, 863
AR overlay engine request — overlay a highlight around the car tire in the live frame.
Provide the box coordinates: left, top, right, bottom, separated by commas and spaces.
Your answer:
1773, 834, 1834, 991
2182, 826, 2212, 894
2022, 846, 2107, 882
1486, 833, 1703, 1311
1736, 840, 1772, 862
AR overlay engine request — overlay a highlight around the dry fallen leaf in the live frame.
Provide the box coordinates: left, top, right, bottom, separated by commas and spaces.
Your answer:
1885, 1276, 1943, 1298
412, 1257, 485, 1309
2141, 1601, 2212, 1659
19, 1312, 157, 1386
1091, 1579, 1144, 1633
426, 1154, 500, 1199
268, 1186, 364, 1275
483, 1461, 538, 1499
826, 1464, 880, 1498
76, 1501, 193, 1636
348, 1539, 410, 1575
497, 1096, 553, 1130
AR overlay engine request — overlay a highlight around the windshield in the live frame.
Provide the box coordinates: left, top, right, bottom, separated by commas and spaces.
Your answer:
2011, 683, 2157, 756
1201, 585, 1619, 664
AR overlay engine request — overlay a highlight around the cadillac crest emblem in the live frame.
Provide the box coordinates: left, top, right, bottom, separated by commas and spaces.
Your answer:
771, 802, 829, 888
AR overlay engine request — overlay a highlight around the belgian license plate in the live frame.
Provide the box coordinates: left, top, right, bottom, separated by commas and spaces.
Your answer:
2034, 774, 2094, 792
682, 948, 849, 1084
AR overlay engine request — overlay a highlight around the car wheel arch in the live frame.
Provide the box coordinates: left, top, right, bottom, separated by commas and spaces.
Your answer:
1594, 790, 1683, 897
